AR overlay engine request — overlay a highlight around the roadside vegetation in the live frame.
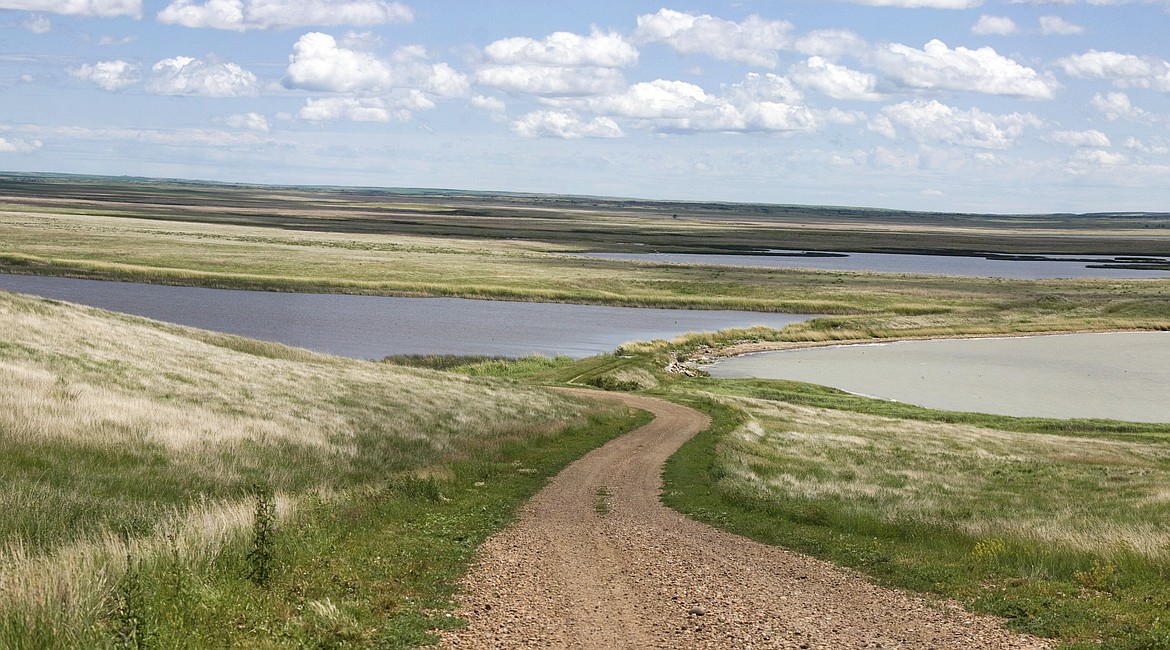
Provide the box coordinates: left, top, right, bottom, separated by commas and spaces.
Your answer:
0, 290, 642, 647
494, 337, 1170, 649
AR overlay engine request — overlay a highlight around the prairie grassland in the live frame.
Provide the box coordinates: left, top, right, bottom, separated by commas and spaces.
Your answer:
659, 381, 1170, 647
719, 397, 1170, 559
0, 289, 623, 645
4, 210, 1170, 338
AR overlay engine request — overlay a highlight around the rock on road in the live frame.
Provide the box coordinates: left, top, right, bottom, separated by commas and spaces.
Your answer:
439, 389, 1051, 649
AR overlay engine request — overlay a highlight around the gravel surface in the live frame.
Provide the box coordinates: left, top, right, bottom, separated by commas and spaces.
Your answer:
439, 390, 1051, 649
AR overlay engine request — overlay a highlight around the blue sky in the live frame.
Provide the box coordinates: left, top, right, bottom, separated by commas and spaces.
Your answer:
1, 0, 1168, 213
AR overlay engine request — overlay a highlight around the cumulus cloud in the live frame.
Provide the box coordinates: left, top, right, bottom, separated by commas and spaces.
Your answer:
71, 59, 140, 91
469, 95, 506, 120
871, 99, 1042, 148
1047, 129, 1110, 147
223, 112, 270, 132
157, 0, 412, 31
299, 96, 393, 121
484, 30, 637, 67
634, 8, 793, 67
1065, 148, 1127, 174
283, 32, 468, 98
971, 15, 1017, 35
1091, 91, 1154, 122
587, 78, 818, 134
1038, 15, 1084, 35
1124, 136, 1169, 155
788, 56, 883, 100
0, 137, 42, 153
1057, 50, 1170, 90
793, 29, 868, 59
475, 28, 634, 98
475, 65, 624, 96
729, 72, 803, 104
284, 32, 393, 91
147, 56, 259, 96
510, 110, 623, 139
871, 39, 1060, 99
0, 0, 140, 18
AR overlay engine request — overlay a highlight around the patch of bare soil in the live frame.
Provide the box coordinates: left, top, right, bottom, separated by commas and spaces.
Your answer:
439, 389, 1050, 649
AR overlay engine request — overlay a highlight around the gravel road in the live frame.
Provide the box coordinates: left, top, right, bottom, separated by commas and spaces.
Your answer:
438, 389, 1051, 649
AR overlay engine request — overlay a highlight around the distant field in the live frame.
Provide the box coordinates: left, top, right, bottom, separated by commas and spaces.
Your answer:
2, 174, 1169, 341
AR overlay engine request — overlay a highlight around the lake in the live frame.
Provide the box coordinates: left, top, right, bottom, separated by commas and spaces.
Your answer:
578, 251, 1170, 280
708, 332, 1170, 423
0, 274, 815, 360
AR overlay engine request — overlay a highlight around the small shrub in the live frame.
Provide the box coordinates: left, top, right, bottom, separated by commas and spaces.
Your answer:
246, 485, 277, 588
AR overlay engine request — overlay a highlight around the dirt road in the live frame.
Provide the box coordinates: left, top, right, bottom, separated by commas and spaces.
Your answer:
439, 389, 1050, 649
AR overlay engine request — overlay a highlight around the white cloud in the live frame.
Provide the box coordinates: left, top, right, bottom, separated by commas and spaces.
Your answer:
1057, 50, 1170, 90
842, 0, 983, 7
971, 15, 1017, 35
511, 111, 622, 139
157, 0, 412, 31
23, 15, 51, 32
588, 78, 818, 134
1065, 148, 1127, 174
793, 29, 868, 59
284, 31, 393, 91
872, 99, 1041, 148
0, 0, 140, 18
71, 59, 140, 91
1124, 136, 1169, 155
788, 56, 883, 100
634, 8, 792, 67
484, 30, 637, 68
298, 91, 433, 122
299, 97, 391, 122
871, 39, 1060, 99
223, 112, 270, 132
146, 56, 258, 96
284, 33, 468, 97
0, 137, 42, 153
1047, 129, 1110, 147
1038, 15, 1084, 35
469, 95, 506, 120
1091, 91, 1154, 122
728, 72, 803, 104
475, 65, 624, 96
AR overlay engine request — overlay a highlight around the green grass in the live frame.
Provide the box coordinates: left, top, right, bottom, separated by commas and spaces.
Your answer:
0, 291, 646, 647
658, 384, 1170, 649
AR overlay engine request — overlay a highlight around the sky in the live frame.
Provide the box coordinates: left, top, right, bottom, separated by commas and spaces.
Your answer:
1, 1, 1169, 213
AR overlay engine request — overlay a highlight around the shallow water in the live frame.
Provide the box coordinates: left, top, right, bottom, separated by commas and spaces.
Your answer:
579, 251, 1170, 279
708, 332, 1170, 423
0, 274, 815, 360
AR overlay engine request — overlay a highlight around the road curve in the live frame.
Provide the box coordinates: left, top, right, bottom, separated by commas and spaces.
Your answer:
439, 389, 1050, 649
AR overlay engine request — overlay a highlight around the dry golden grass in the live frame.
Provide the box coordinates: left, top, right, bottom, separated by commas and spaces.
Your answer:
0, 288, 595, 632
716, 395, 1170, 559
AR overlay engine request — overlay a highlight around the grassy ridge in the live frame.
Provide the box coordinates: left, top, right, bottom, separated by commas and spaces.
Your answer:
0, 290, 642, 647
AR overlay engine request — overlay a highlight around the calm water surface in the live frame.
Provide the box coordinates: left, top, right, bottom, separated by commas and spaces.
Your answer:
709, 332, 1170, 423
580, 251, 1170, 279
0, 274, 815, 360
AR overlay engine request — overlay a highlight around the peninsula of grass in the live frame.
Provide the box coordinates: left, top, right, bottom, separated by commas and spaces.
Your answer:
0, 291, 646, 647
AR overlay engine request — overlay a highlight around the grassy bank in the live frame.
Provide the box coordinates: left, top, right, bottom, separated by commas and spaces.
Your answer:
657, 380, 1170, 649
0, 290, 644, 647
